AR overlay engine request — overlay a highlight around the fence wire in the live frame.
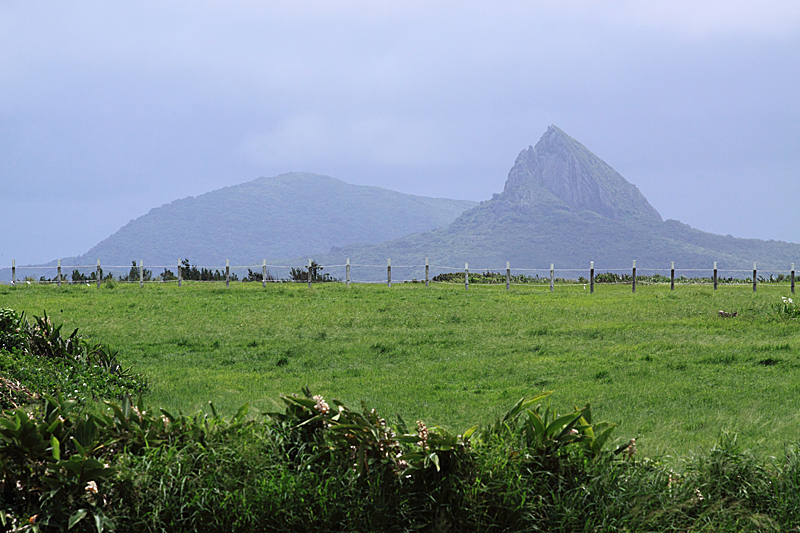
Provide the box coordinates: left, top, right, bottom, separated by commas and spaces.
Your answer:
2, 259, 797, 292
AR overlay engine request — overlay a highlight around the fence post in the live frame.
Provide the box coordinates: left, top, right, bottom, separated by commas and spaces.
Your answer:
308, 259, 312, 288
713, 262, 718, 290
425, 258, 429, 288
792, 263, 795, 294
262, 260, 267, 288
346, 258, 350, 287
590, 261, 594, 293
631, 260, 636, 293
387, 259, 392, 288
97, 259, 101, 288
226, 259, 230, 288
670, 261, 675, 291
57, 259, 62, 288
753, 262, 757, 292
506, 261, 510, 291
177, 259, 182, 287
465, 263, 469, 291
139, 260, 144, 288
11, 260, 15, 285
550, 264, 554, 292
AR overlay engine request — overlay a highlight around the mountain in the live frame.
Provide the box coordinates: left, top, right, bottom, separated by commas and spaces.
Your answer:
302, 126, 800, 279
59, 173, 477, 268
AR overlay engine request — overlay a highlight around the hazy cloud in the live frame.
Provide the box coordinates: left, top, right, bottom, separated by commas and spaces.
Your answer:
2, 1, 799, 263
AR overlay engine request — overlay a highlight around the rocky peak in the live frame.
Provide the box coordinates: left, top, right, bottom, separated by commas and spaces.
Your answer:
499, 125, 662, 224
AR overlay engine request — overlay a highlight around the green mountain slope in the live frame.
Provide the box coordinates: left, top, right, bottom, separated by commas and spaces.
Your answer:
303, 126, 800, 279
64, 173, 477, 267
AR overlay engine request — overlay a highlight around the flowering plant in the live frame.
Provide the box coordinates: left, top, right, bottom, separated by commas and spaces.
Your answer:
270, 387, 475, 478
778, 296, 800, 318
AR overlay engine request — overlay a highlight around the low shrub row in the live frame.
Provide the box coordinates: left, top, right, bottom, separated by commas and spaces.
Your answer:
2, 390, 800, 532
0, 309, 146, 410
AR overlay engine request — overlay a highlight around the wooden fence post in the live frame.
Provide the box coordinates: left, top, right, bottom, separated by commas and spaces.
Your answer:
11, 260, 15, 285
713, 262, 718, 290
550, 264, 554, 292
506, 261, 510, 291
590, 261, 594, 293
465, 263, 469, 291
387, 259, 392, 288
308, 259, 312, 288
226, 259, 230, 288
425, 258, 429, 288
753, 263, 757, 292
262, 260, 267, 288
139, 260, 144, 288
670, 261, 675, 291
177, 259, 182, 287
57, 259, 61, 288
346, 258, 350, 287
631, 260, 636, 293
792, 263, 795, 294
97, 259, 101, 288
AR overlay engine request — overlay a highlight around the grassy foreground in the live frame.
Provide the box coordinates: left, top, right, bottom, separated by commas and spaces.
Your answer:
2, 280, 799, 459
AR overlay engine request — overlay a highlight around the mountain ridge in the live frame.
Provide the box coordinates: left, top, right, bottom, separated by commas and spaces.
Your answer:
5, 126, 799, 281
294, 126, 800, 278
45, 173, 477, 268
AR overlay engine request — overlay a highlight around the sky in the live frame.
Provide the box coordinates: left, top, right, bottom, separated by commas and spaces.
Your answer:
2, 1, 799, 265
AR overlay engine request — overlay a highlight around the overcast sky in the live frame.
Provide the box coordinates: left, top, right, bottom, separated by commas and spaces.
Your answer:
2, 1, 799, 265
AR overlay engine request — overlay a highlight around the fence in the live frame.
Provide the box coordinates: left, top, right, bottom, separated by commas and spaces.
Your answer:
2, 258, 797, 294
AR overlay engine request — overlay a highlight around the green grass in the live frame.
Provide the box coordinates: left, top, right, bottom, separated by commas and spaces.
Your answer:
2, 281, 799, 459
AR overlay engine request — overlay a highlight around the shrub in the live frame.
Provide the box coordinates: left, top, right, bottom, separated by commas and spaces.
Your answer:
0, 309, 147, 409
0, 308, 25, 353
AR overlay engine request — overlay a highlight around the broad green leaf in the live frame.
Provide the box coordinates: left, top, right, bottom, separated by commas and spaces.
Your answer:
528, 410, 546, 438
546, 412, 582, 438
50, 435, 60, 460
68, 508, 87, 529
592, 425, 617, 454
462, 425, 478, 441
582, 403, 592, 425
232, 403, 250, 424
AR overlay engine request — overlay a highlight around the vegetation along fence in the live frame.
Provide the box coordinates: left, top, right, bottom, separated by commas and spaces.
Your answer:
2, 258, 797, 294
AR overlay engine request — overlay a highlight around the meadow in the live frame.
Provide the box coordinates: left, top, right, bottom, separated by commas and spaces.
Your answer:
1, 279, 798, 460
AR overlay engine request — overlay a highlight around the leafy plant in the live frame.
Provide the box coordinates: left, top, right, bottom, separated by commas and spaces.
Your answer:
481, 391, 619, 468
0, 309, 146, 408
0, 308, 25, 353
269, 387, 475, 479
289, 261, 338, 283
777, 296, 800, 318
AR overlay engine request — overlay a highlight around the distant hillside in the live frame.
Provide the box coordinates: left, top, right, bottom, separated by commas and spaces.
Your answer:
57, 173, 476, 268
301, 126, 800, 279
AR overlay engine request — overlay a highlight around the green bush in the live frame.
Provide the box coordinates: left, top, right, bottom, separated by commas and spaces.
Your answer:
0, 308, 25, 353
2, 390, 800, 531
0, 309, 146, 409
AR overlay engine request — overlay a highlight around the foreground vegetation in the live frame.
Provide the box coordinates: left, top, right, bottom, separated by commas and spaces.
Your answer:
3, 387, 800, 531
2, 282, 800, 530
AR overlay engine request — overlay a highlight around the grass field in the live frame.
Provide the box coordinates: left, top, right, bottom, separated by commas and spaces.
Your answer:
2, 280, 799, 460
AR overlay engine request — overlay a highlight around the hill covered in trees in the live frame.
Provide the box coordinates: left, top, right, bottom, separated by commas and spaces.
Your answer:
57, 173, 476, 268
301, 126, 800, 279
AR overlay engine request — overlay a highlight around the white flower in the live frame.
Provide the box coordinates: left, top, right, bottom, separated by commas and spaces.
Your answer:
313, 395, 330, 415
416, 421, 429, 447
